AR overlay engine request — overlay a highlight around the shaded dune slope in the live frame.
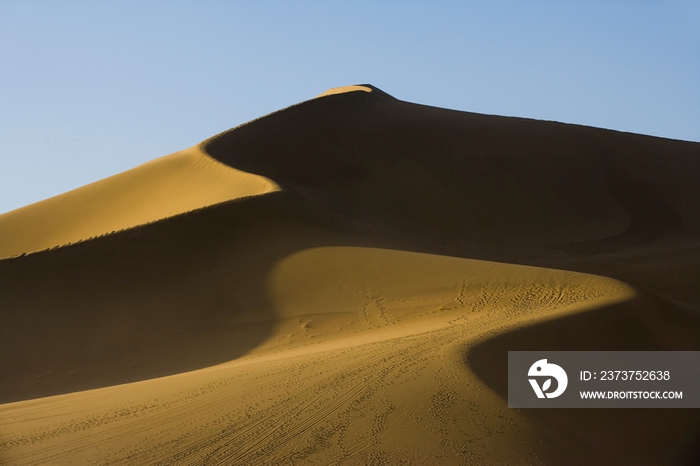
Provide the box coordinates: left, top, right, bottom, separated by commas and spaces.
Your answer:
0, 192, 360, 402
2, 85, 700, 464
469, 294, 700, 466
203, 84, 700, 321
204, 84, 700, 250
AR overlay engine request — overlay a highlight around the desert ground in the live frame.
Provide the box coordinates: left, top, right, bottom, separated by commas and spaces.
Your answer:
1, 85, 699, 465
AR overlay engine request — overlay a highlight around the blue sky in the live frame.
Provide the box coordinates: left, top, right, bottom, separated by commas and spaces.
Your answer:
1, 1, 698, 215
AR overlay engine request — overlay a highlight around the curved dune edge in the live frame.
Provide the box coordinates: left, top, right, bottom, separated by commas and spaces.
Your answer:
315, 85, 373, 98
199, 84, 389, 154
0, 247, 636, 465
0, 146, 279, 259
467, 293, 700, 466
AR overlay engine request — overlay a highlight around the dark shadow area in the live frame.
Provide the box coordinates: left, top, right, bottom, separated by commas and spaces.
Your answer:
203, 86, 700, 251
0, 191, 368, 403
556, 159, 685, 254
467, 294, 700, 466
201, 85, 700, 311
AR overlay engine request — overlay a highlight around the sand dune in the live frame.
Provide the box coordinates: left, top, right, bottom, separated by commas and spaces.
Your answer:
1, 245, 636, 465
315, 85, 373, 97
1, 85, 699, 465
204, 85, 700, 249
0, 146, 278, 259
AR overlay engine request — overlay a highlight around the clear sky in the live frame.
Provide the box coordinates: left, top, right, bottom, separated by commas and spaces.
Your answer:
1, 1, 698, 215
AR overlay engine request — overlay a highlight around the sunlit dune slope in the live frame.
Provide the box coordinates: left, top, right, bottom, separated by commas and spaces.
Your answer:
0, 146, 278, 259
315, 84, 373, 97
1, 84, 700, 465
3, 241, 699, 465
0, 192, 354, 402
1, 241, 643, 465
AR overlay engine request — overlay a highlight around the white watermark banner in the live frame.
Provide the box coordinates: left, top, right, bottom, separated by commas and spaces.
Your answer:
508, 351, 700, 408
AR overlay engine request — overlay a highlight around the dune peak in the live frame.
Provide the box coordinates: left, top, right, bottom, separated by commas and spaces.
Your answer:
315, 84, 394, 99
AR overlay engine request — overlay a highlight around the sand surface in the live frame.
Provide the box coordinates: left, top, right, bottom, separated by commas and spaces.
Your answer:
0, 146, 278, 259
1, 85, 700, 465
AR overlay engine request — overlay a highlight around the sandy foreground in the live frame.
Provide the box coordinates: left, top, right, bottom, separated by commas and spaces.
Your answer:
1, 85, 700, 465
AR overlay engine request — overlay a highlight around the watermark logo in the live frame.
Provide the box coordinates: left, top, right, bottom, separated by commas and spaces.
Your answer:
510, 351, 700, 408
528, 359, 568, 398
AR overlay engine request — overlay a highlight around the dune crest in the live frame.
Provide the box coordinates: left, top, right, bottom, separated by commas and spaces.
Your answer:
315, 85, 374, 98
0, 146, 278, 259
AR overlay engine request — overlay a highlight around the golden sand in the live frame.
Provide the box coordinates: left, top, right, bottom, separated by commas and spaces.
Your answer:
0, 247, 634, 465
1, 86, 699, 465
0, 146, 278, 259
315, 85, 373, 98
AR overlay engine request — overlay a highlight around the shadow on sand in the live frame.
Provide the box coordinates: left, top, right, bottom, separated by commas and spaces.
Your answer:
0, 192, 364, 404
466, 294, 700, 466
